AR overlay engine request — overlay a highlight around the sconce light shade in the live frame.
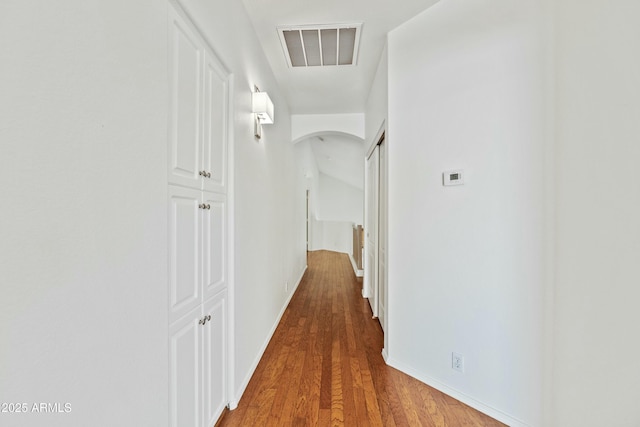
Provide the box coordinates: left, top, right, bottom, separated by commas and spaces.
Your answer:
252, 91, 274, 124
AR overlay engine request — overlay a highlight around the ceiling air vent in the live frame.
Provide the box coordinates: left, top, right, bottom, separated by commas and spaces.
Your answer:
277, 24, 362, 68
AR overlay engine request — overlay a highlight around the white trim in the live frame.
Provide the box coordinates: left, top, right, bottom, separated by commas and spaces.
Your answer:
363, 123, 385, 303
228, 264, 308, 408
364, 145, 380, 317
225, 74, 236, 410
348, 253, 364, 277
385, 356, 531, 427
366, 121, 386, 159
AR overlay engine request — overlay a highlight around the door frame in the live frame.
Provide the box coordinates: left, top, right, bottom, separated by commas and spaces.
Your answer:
365, 144, 379, 317
377, 133, 387, 334
364, 124, 386, 322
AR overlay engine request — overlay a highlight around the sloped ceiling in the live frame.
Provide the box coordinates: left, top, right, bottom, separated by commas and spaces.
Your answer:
306, 134, 364, 190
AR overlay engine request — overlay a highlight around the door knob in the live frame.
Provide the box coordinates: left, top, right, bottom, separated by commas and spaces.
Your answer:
198, 315, 211, 326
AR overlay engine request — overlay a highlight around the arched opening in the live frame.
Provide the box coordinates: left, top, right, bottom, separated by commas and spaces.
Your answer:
294, 132, 365, 275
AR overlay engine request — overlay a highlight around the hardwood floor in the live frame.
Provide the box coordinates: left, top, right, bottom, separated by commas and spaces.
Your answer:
217, 250, 505, 427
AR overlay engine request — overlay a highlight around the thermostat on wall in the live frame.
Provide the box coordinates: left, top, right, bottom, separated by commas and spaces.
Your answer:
443, 170, 464, 186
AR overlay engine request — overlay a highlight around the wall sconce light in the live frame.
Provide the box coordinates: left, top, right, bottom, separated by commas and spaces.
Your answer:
252, 86, 274, 139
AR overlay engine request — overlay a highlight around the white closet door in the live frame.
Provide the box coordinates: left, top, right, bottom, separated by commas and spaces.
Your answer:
169, 186, 202, 324
169, 309, 203, 427
365, 147, 379, 317
168, 9, 203, 190
202, 50, 228, 193
202, 191, 226, 300
378, 139, 387, 332
202, 290, 227, 426
167, 5, 230, 427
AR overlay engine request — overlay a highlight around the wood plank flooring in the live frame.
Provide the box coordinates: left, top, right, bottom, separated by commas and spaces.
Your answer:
217, 250, 505, 427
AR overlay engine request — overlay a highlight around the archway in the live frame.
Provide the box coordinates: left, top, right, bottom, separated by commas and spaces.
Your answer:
294, 131, 365, 276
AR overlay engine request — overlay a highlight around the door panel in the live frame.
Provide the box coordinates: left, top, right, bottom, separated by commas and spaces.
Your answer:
169, 186, 202, 324
202, 51, 227, 193
203, 290, 227, 426
169, 308, 202, 427
202, 192, 226, 300
168, 10, 203, 190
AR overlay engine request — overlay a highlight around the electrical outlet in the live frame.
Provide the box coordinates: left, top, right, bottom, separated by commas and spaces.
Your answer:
452, 352, 464, 373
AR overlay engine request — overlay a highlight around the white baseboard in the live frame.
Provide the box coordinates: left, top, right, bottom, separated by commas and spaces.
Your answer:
384, 356, 530, 427
229, 264, 307, 408
348, 254, 364, 277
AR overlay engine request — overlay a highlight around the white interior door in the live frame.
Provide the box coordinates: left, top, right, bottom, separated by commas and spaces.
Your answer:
168, 6, 231, 425
365, 146, 379, 318
169, 186, 202, 324
202, 50, 227, 193
168, 9, 202, 190
202, 290, 227, 426
169, 309, 202, 427
202, 192, 226, 301
377, 138, 387, 332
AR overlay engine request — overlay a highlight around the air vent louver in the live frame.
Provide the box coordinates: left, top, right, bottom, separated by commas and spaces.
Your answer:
278, 24, 362, 68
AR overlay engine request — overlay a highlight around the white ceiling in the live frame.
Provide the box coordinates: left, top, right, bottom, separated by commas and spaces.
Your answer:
241, 0, 440, 114
308, 134, 365, 189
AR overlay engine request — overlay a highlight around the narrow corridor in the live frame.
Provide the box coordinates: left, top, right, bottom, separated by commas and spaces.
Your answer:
217, 251, 505, 426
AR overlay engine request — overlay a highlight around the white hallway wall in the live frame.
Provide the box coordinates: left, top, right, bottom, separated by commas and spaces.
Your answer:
314, 173, 364, 254
317, 172, 363, 224
365, 44, 388, 151
386, 0, 550, 425
0, 0, 169, 426
0, 0, 305, 426
294, 139, 321, 250
379, 0, 640, 425
552, 0, 640, 425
